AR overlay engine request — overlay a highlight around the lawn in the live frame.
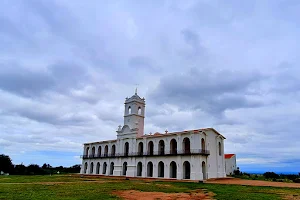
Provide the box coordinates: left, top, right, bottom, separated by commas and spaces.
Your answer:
0, 175, 299, 200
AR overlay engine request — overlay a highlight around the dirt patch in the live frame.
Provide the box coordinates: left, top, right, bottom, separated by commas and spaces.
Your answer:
206, 178, 300, 188
113, 189, 214, 200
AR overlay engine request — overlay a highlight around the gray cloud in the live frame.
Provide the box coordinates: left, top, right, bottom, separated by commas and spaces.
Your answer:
0, 0, 299, 171
150, 67, 265, 113
0, 63, 54, 96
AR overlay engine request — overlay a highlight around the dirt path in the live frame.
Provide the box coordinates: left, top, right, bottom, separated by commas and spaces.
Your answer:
206, 178, 300, 188
113, 189, 214, 200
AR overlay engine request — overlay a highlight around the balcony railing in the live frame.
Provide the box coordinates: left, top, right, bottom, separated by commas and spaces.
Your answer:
81, 149, 210, 159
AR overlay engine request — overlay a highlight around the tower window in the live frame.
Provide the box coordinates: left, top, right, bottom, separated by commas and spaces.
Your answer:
128, 106, 131, 114
138, 107, 142, 115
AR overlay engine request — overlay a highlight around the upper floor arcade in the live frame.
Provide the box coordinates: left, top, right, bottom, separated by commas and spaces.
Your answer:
81, 128, 225, 159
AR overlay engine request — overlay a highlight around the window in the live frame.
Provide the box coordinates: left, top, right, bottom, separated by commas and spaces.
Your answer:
170, 139, 177, 154
90, 162, 94, 174
96, 162, 100, 174
124, 142, 129, 156
123, 162, 127, 175
158, 161, 164, 177
138, 107, 142, 115
91, 147, 95, 157
183, 161, 190, 179
148, 141, 154, 155
111, 145, 116, 156
85, 147, 89, 156
138, 142, 143, 156
97, 146, 102, 157
102, 162, 107, 174
147, 162, 153, 177
104, 145, 108, 157
128, 106, 132, 114
218, 142, 222, 156
110, 162, 114, 175
158, 140, 165, 155
137, 162, 142, 176
183, 137, 190, 154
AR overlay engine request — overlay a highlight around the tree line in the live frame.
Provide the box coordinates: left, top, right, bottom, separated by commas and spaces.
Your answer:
0, 154, 80, 175
233, 168, 300, 183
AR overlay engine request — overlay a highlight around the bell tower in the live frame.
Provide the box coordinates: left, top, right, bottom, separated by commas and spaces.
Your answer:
117, 89, 146, 138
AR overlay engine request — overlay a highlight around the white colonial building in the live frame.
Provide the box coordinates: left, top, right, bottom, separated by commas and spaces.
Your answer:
225, 154, 237, 175
80, 91, 226, 180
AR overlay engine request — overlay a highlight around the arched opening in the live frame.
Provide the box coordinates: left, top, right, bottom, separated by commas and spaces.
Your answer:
91, 147, 95, 157
90, 162, 94, 174
124, 142, 129, 156
170, 139, 177, 155
123, 162, 127, 176
201, 138, 205, 151
104, 145, 108, 157
138, 142, 143, 156
102, 162, 107, 175
110, 162, 114, 175
147, 162, 153, 177
138, 107, 142, 115
170, 161, 177, 178
96, 162, 100, 174
111, 145, 116, 156
148, 141, 154, 155
202, 161, 207, 180
158, 161, 164, 178
84, 162, 88, 174
183, 161, 190, 179
128, 106, 132, 114
97, 146, 102, 157
218, 142, 222, 156
137, 162, 142, 176
183, 137, 191, 154
85, 147, 89, 156
158, 140, 165, 155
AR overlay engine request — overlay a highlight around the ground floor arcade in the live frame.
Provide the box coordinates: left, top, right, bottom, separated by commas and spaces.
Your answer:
81, 157, 217, 181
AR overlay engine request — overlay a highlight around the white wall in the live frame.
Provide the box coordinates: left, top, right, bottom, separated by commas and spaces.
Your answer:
225, 155, 237, 175
80, 130, 226, 180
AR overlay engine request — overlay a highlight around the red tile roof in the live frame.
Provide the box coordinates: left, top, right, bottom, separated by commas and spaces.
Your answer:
224, 154, 235, 159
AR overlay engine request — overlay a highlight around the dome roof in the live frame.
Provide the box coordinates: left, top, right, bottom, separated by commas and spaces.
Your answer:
125, 90, 145, 103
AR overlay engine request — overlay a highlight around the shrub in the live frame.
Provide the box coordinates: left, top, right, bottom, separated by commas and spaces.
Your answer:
293, 178, 300, 183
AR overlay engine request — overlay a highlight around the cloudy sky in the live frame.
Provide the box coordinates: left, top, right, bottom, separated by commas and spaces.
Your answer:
1, 0, 299, 172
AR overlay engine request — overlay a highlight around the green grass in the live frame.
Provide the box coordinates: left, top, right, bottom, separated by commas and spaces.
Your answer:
0, 175, 299, 200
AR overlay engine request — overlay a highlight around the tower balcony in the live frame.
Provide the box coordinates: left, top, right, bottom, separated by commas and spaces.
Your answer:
80, 149, 210, 159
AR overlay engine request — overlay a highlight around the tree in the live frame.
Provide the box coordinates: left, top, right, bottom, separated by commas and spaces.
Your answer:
42, 163, 52, 169
27, 164, 42, 175
14, 164, 26, 175
263, 172, 279, 179
0, 154, 14, 173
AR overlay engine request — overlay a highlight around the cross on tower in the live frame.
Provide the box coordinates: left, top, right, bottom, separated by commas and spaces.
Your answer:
165, 129, 168, 134
135, 84, 139, 95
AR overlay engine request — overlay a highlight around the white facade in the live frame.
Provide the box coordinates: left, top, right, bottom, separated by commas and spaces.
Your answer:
80, 92, 226, 181
225, 154, 237, 175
